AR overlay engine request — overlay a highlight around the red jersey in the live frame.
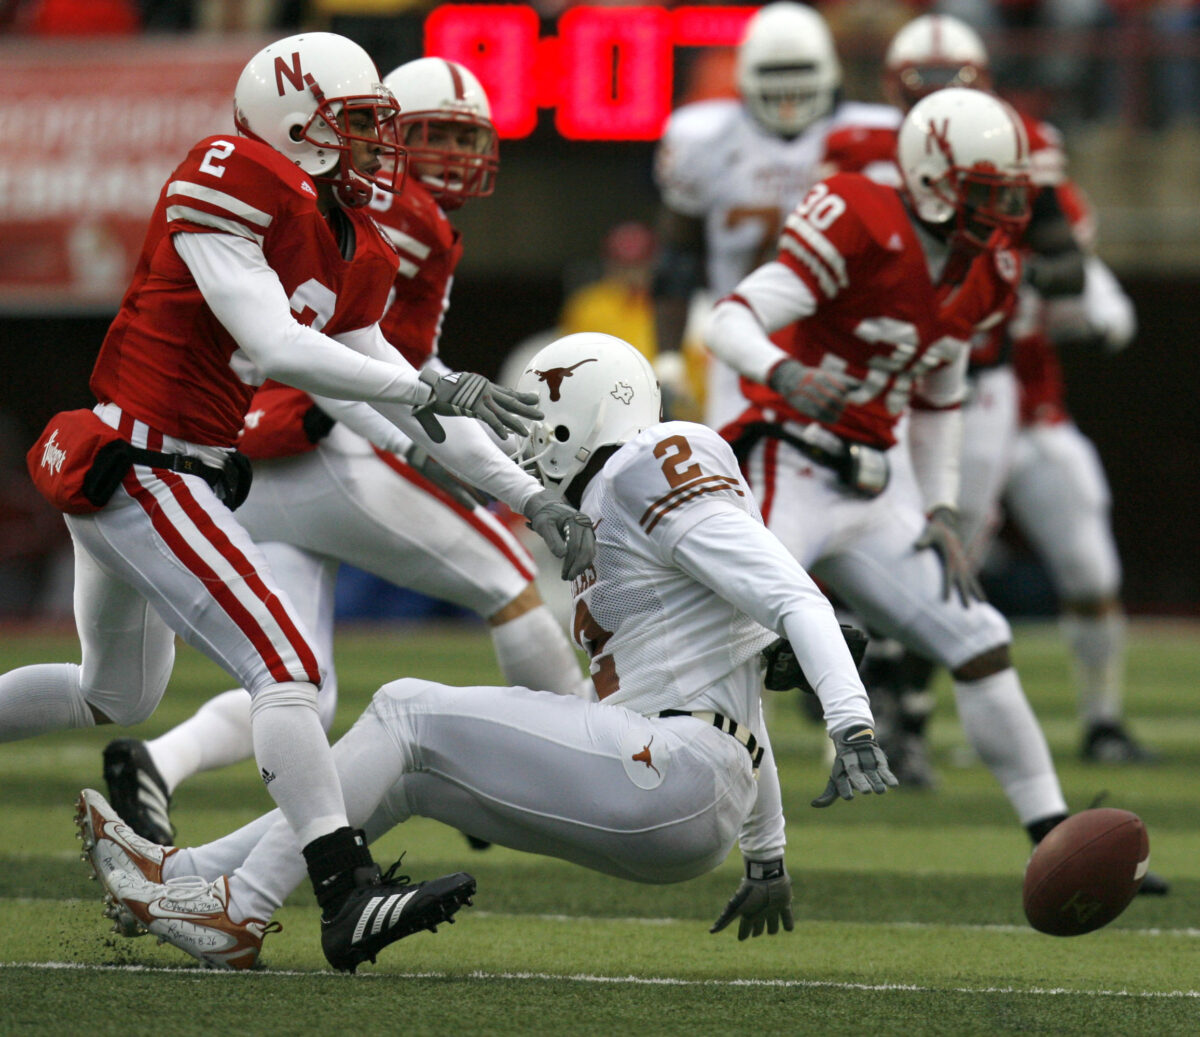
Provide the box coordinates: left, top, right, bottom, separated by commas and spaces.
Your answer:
728, 174, 1021, 450
90, 135, 399, 448
368, 179, 463, 371
238, 178, 462, 461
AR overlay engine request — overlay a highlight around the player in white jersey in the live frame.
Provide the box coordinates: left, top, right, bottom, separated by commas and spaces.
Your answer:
100, 58, 585, 851
652, 1, 897, 428
75, 333, 896, 971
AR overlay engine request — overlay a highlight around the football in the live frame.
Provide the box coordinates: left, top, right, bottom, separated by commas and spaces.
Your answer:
1023, 808, 1149, 936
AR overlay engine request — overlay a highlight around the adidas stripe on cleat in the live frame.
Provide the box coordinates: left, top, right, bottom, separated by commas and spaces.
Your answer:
321, 868, 476, 973
102, 738, 175, 846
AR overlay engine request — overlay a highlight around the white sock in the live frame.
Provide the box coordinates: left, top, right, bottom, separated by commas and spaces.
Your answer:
147, 689, 253, 794
166, 810, 280, 885
490, 606, 582, 695
249, 682, 347, 849
1060, 611, 1126, 725
0, 663, 94, 741
954, 668, 1067, 826
228, 704, 407, 922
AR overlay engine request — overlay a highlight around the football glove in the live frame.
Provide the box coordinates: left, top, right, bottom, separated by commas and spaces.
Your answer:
523, 490, 597, 580
710, 857, 794, 941
404, 444, 489, 510
762, 624, 870, 693
767, 359, 860, 425
812, 724, 898, 807
914, 505, 984, 607
413, 368, 543, 444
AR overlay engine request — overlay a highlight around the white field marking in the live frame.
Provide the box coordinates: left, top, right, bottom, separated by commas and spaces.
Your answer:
2, 962, 1198, 999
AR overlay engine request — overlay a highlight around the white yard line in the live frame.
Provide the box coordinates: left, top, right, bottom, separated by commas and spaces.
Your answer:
2, 960, 1198, 998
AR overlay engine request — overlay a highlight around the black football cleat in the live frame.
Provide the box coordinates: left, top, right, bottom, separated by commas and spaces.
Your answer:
102, 738, 175, 846
1081, 723, 1160, 765
1137, 870, 1170, 896
321, 862, 476, 973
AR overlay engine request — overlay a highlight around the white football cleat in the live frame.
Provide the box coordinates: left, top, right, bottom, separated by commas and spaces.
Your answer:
76, 787, 182, 935
95, 868, 280, 970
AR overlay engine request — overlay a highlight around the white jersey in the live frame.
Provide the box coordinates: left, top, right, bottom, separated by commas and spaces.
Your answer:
655, 98, 900, 297
573, 420, 871, 735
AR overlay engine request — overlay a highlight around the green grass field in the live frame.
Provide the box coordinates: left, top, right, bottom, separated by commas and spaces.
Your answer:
1, 620, 1196, 1035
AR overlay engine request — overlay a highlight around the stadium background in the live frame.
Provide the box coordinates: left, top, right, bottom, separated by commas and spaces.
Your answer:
1, 2, 1196, 621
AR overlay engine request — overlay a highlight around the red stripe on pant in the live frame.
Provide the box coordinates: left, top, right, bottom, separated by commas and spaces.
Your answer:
123, 464, 321, 685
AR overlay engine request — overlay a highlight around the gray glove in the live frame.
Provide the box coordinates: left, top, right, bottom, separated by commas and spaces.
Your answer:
914, 505, 984, 607
523, 490, 596, 580
812, 724, 898, 807
710, 857, 795, 941
412, 368, 543, 444
404, 444, 488, 510
767, 359, 860, 425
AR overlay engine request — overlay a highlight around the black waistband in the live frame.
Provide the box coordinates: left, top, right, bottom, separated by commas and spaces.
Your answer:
658, 709, 764, 770
125, 445, 227, 488
729, 421, 846, 474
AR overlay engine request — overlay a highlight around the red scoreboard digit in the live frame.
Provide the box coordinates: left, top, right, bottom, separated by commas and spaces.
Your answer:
424, 4, 754, 141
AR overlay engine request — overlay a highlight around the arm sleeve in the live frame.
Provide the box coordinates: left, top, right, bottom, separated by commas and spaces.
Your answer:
706, 262, 818, 383
175, 232, 430, 406
738, 706, 786, 862
323, 326, 540, 509
670, 509, 874, 735
910, 348, 967, 512
907, 407, 963, 514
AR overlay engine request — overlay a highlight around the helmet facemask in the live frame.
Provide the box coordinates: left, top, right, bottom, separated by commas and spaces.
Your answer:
300, 78, 405, 208
744, 63, 831, 138
400, 110, 498, 208
886, 60, 991, 111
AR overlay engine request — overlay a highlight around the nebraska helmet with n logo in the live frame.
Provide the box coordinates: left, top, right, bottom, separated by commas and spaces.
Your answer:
384, 57, 498, 207
517, 334, 661, 499
233, 32, 402, 206
898, 87, 1032, 247
884, 14, 991, 111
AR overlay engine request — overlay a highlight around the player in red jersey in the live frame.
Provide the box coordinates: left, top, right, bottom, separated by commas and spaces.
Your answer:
707, 88, 1076, 848
101, 58, 585, 854
823, 13, 1157, 787
13, 33, 595, 971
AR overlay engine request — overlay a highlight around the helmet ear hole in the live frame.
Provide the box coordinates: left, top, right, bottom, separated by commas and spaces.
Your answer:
289, 125, 305, 143
554, 425, 571, 442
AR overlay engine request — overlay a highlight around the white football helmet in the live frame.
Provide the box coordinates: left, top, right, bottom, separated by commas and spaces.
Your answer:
234, 32, 402, 207
897, 87, 1031, 247
737, 2, 841, 137
384, 58, 498, 208
516, 334, 661, 500
884, 14, 991, 111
